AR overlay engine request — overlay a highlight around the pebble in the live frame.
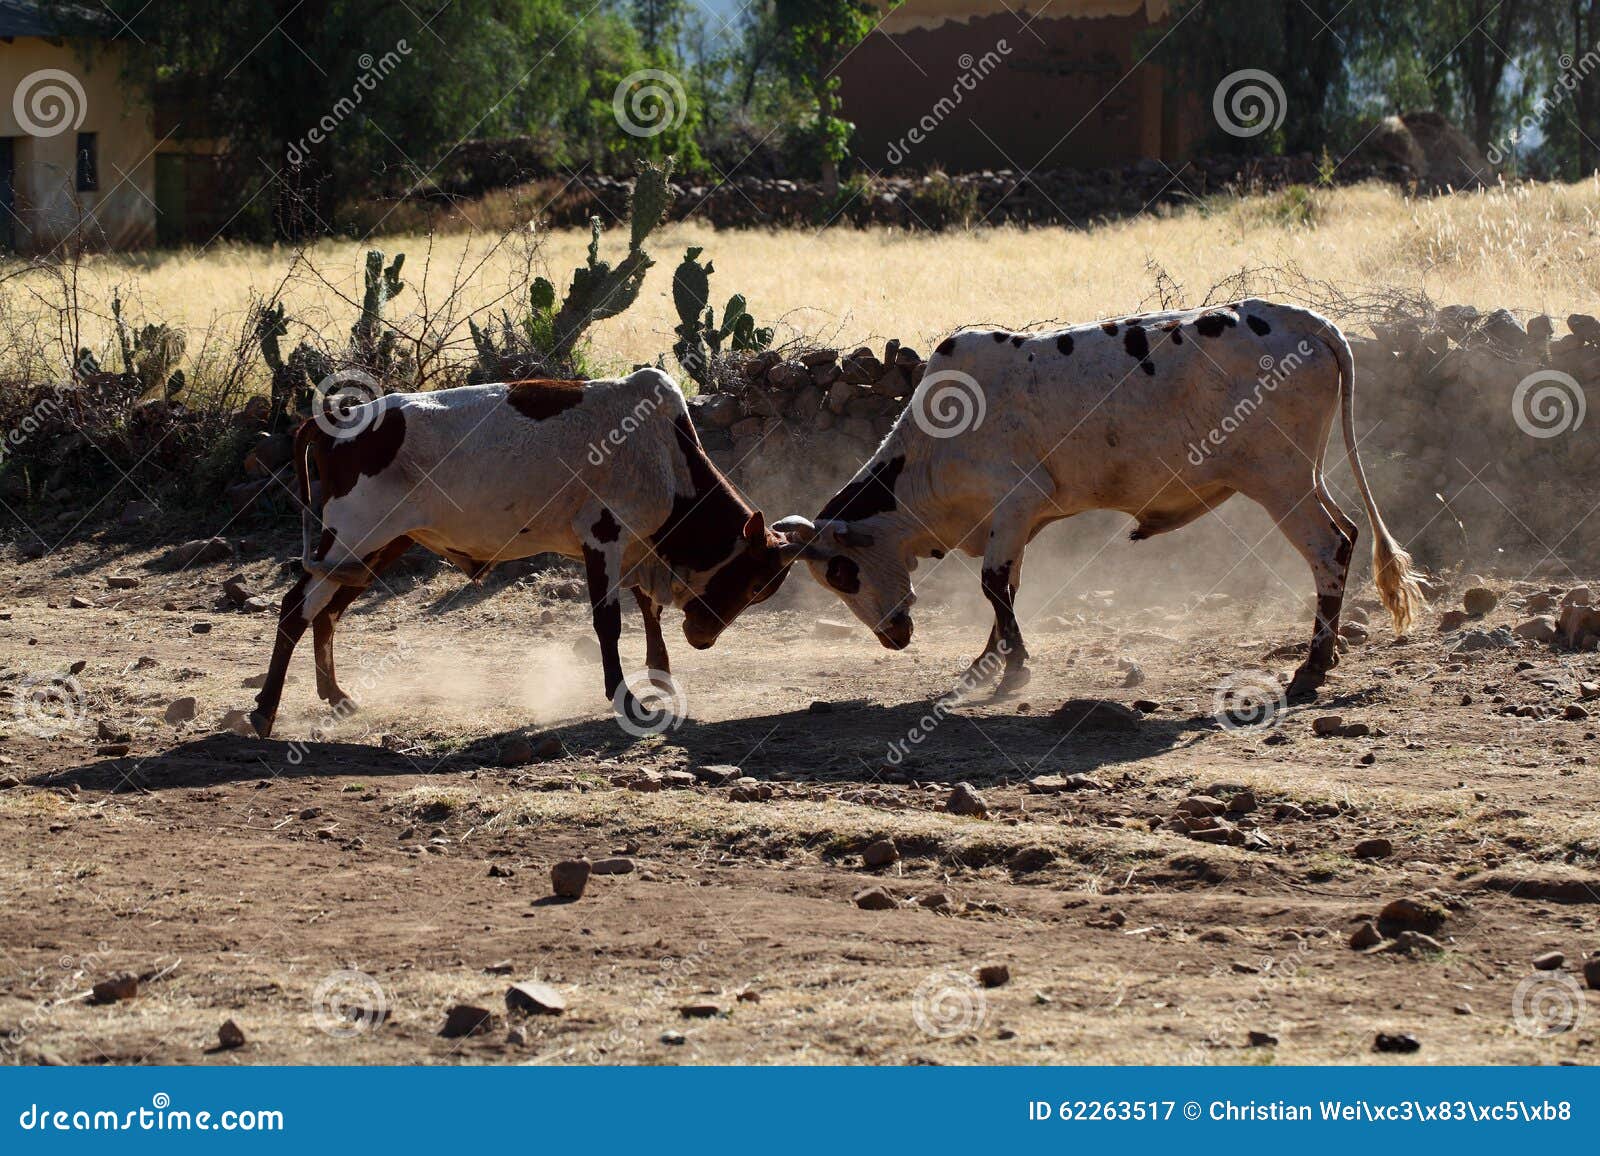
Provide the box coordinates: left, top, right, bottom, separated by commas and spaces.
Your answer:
679, 1003, 722, 1019
1348, 921, 1382, 950
106, 575, 140, 589
217, 1020, 246, 1049
550, 858, 592, 899
1312, 715, 1345, 736
1373, 1032, 1420, 1054
1247, 1030, 1278, 1047
505, 981, 567, 1015
487, 864, 515, 878
1353, 837, 1393, 860
590, 857, 635, 875
853, 886, 898, 911
92, 974, 138, 1004
691, 764, 742, 786
163, 696, 198, 724
861, 839, 899, 868
191, 622, 212, 634
660, 1031, 686, 1046
1378, 895, 1448, 936
68, 595, 94, 609
945, 782, 988, 817
975, 963, 1010, 988
1532, 951, 1566, 971
439, 1004, 494, 1038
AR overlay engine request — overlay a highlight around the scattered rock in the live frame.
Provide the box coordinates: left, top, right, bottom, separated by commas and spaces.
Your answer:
1050, 698, 1140, 732
499, 738, 535, 766
1438, 609, 1468, 632
191, 622, 212, 634
164, 697, 197, 725
1462, 587, 1498, 616
1312, 715, 1345, 736
165, 537, 234, 568
975, 963, 1010, 988
1512, 615, 1557, 643
1026, 773, 1106, 793
106, 575, 140, 590
853, 886, 898, 911
439, 1004, 494, 1038
1377, 895, 1449, 937
487, 864, 515, 878
505, 981, 567, 1015
691, 764, 742, 786
217, 1020, 246, 1050
1006, 845, 1055, 874
679, 1003, 723, 1019
1353, 838, 1393, 860
1246, 1030, 1278, 1047
660, 1030, 686, 1046
1348, 922, 1382, 950
945, 782, 988, 817
1584, 959, 1600, 990
728, 782, 773, 802
1386, 931, 1444, 954
550, 858, 592, 900
590, 857, 635, 875
862, 839, 899, 868
68, 595, 94, 609
1532, 951, 1566, 971
1373, 1031, 1420, 1054
91, 974, 138, 1004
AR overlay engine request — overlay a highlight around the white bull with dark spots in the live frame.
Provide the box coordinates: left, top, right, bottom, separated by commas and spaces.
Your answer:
776, 298, 1423, 702
251, 368, 802, 737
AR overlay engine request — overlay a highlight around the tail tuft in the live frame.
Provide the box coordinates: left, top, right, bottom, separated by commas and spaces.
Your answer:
1372, 528, 1425, 636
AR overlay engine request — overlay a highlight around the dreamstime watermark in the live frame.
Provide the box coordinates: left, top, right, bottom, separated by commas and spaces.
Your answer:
613, 69, 687, 138
12, 69, 86, 138
1186, 339, 1314, 465
1511, 369, 1585, 439
311, 969, 388, 1038
911, 969, 988, 1038
910, 369, 986, 438
1212, 69, 1286, 139
1180, 942, 1313, 1061
286, 42, 412, 167
0, 943, 112, 1058
1511, 971, 1587, 1038
612, 668, 688, 738
0, 384, 70, 466
1212, 669, 1288, 731
312, 368, 386, 438
1487, 44, 1600, 167
585, 371, 677, 466
884, 40, 1012, 166
886, 642, 1008, 764
10, 672, 88, 738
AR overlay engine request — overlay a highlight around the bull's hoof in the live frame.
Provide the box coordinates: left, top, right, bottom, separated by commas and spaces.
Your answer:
249, 709, 275, 739
994, 665, 1033, 697
321, 690, 358, 716
1284, 665, 1326, 703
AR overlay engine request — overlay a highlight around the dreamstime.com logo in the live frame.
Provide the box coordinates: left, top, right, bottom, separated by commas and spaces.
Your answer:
312, 969, 388, 1038
312, 369, 386, 438
613, 69, 687, 138
912, 970, 988, 1038
910, 370, 986, 438
12, 69, 86, 138
1212, 669, 1288, 731
613, 668, 688, 737
10, 673, 88, 738
1212, 69, 1286, 138
1511, 971, 1587, 1038
1512, 369, 1586, 438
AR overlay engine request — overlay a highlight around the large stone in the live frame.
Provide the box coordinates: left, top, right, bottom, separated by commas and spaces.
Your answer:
853, 886, 898, 910
945, 782, 988, 817
1512, 616, 1556, 643
505, 981, 567, 1015
164, 538, 233, 568
550, 858, 591, 900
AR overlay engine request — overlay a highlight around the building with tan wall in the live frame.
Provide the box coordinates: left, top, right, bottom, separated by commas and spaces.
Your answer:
839, 0, 1203, 173
0, 1, 155, 253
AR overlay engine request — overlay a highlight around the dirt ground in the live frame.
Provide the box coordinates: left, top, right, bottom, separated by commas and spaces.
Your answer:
2, 522, 1598, 1067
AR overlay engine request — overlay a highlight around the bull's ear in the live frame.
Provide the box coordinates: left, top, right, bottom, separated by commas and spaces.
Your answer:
742, 510, 765, 542
832, 525, 876, 548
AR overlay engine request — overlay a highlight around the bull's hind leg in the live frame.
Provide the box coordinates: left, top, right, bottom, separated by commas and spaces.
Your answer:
631, 587, 672, 691
1256, 488, 1357, 702
311, 537, 414, 713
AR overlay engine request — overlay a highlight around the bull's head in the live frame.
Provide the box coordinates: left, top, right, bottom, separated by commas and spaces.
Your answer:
771, 515, 915, 649
679, 511, 805, 649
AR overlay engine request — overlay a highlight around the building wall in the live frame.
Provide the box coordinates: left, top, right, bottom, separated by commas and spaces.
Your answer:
838, 5, 1193, 173
0, 37, 155, 252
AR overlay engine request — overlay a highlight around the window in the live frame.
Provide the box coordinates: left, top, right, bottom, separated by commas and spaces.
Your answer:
75, 132, 97, 193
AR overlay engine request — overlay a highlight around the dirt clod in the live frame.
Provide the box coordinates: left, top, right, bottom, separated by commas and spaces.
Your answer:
976, 963, 1011, 988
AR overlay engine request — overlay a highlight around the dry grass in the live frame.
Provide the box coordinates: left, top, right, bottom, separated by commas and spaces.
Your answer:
9, 179, 1600, 383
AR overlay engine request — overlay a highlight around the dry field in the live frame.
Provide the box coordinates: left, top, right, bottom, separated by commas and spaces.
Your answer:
3, 181, 1600, 1066
10, 178, 1600, 382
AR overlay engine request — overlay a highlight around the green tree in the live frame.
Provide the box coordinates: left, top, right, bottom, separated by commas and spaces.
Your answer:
772, 0, 897, 193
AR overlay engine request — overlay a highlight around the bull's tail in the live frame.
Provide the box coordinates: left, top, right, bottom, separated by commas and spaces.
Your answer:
1325, 324, 1424, 635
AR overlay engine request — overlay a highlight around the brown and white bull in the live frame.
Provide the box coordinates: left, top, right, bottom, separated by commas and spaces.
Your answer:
776, 299, 1423, 701
251, 368, 800, 737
